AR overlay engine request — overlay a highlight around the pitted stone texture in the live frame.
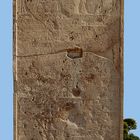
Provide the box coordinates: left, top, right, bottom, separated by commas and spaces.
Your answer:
14, 0, 123, 140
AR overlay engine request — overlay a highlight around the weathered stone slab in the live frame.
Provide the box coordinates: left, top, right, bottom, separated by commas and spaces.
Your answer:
14, 0, 123, 140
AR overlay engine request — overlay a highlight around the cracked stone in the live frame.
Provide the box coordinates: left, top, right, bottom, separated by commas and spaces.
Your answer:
14, 0, 123, 139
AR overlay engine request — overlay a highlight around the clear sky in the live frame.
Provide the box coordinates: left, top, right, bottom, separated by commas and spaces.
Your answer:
0, 0, 140, 139
124, 0, 140, 137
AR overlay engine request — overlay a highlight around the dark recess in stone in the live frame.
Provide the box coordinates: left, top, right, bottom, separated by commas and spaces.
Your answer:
72, 87, 81, 97
67, 48, 83, 59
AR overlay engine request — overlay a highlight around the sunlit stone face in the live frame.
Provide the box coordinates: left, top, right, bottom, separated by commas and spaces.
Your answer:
14, 0, 122, 139
16, 51, 120, 140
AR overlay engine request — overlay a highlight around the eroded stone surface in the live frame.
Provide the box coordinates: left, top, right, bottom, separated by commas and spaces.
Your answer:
14, 0, 123, 140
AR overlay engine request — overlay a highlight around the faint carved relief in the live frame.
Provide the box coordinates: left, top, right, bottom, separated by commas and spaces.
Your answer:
14, 0, 123, 139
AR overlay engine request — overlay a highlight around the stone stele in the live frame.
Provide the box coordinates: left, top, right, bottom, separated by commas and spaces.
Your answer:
13, 0, 124, 140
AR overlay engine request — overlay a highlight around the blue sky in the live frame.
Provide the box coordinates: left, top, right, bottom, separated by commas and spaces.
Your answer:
124, 0, 140, 137
0, 0, 13, 140
0, 0, 140, 139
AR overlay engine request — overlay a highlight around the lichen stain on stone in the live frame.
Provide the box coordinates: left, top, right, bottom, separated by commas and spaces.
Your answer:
85, 73, 95, 82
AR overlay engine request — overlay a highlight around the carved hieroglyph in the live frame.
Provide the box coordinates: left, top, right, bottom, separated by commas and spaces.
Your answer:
14, 0, 123, 140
